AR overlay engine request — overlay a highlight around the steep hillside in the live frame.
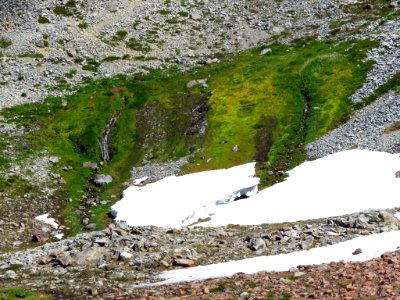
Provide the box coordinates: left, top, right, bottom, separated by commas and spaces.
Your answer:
0, 0, 399, 299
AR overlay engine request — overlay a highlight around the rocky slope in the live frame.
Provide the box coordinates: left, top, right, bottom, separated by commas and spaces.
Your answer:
0, 0, 400, 299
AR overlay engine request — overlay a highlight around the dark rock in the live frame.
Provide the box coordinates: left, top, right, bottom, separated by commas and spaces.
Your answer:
352, 248, 363, 255
32, 230, 49, 242
248, 238, 266, 251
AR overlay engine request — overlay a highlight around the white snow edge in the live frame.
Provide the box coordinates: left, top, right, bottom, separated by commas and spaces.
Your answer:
155, 231, 400, 285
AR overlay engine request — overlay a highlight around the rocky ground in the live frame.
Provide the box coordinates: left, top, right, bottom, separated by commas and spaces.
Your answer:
1, 0, 400, 299
127, 250, 400, 299
0, 210, 400, 298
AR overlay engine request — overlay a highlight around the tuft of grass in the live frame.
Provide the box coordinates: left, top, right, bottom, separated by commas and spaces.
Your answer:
38, 16, 50, 24
78, 22, 88, 29
112, 30, 128, 42
126, 38, 151, 52
53, 5, 72, 16
0, 38, 12, 48
17, 52, 44, 59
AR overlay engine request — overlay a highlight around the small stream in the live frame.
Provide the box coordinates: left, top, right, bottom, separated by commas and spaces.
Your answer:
100, 113, 118, 162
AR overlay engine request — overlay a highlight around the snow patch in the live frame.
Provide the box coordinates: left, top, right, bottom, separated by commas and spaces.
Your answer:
156, 231, 400, 285
35, 214, 59, 229
201, 150, 400, 226
111, 163, 259, 227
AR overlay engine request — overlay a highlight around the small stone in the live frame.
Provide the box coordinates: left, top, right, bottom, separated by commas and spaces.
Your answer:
40, 255, 54, 265
119, 251, 133, 261
49, 156, 60, 165
94, 238, 109, 246
301, 235, 314, 250
4, 270, 17, 279
352, 248, 363, 255
89, 288, 98, 296
279, 278, 292, 284
260, 48, 272, 56
32, 230, 49, 242
174, 258, 195, 267
85, 223, 96, 230
92, 174, 113, 186
83, 161, 98, 169
191, 10, 202, 20
249, 238, 266, 251
395, 170, 400, 178
294, 271, 305, 278
239, 291, 250, 299
56, 252, 75, 267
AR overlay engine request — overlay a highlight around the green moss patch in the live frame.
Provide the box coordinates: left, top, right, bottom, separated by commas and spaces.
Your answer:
0, 38, 378, 233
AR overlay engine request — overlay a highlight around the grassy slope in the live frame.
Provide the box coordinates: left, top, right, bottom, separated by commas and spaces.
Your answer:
0, 38, 378, 233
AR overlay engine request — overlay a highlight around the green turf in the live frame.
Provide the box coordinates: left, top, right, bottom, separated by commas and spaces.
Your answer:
0, 38, 379, 233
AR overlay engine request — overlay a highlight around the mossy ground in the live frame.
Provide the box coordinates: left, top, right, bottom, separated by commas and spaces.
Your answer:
0, 38, 379, 234
0, 288, 53, 300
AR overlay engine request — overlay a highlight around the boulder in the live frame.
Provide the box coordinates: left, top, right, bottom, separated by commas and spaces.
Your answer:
92, 174, 112, 186
249, 237, 266, 251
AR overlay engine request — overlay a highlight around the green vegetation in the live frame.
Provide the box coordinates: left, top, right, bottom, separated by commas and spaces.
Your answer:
0, 288, 53, 300
178, 11, 189, 17
38, 16, 50, 24
53, 2, 79, 17
53, 5, 72, 16
17, 52, 44, 59
165, 17, 180, 24
78, 22, 88, 29
126, 38, 151, 52
132, 20, 141, 29
112, 30, 128, 42
0, 38, 378, 233
82, 59, 100, 72
158, 9, 171, 15
0, 38, 12, 49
